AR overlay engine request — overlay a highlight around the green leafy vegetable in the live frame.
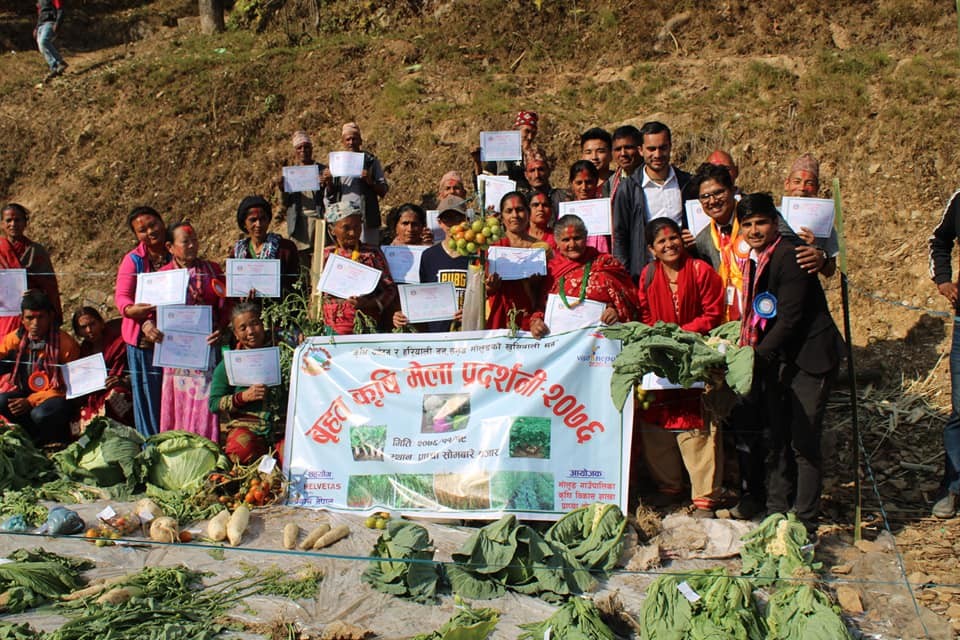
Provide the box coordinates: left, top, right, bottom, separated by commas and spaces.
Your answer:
362, 520, 443, 603
545, 503, 627, 574
740, 512, 819, 583
447, 515, 595, 603
141, 430, 228, 492
53, 418, 145, 496
640, 567, 766, 640
0, 549, 89, 614
412, 595, 499, 640
518, 597, 616, 639
602, 321, 754, 411
0, 426, 55, 491
765, 584, 853, 639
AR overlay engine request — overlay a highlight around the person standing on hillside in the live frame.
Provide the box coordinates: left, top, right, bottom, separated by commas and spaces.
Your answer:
272, 130, 330, 272
471, 110, 540, 191
781, 153, 837, 277
34, 0, 67, 82
929, 189, 960, 518
324, 122, 389, 245
580, 128, 614, 197
737, 193, 844, 536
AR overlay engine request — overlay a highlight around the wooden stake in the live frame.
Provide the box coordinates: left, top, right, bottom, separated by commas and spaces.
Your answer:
309, 218, 327, 321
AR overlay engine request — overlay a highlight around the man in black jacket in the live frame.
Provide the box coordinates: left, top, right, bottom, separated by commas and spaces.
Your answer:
929, 190, 960, 517
611, 121, 697, 280
737, 193, 844, 534
34, 0, 67, 82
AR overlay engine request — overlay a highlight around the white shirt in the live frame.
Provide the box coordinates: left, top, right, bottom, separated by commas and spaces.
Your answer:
642, 166, 683, 225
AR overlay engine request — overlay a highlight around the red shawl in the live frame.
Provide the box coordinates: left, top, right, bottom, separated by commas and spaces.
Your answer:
545, 247, 639, 322
80, 319, 128, 378
639, 256, 723, 335
486, 238, 544, 331
0, 236, 62, 333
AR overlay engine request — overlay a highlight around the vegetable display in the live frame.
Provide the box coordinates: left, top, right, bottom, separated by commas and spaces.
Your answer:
51, 418, 144, 496
0, 549, 90, 614
446, 216, 502, 257
544, 503, 626, 574
141, 430, 229, 492
640, 567, 766, 640
362, 520, 443, 604
411, 595, 500, 640
0, 427, 55, 491
602, 321, 754, 411
447, 514, 596, 603
518, 596, 617, 640
739, 512, 820, 583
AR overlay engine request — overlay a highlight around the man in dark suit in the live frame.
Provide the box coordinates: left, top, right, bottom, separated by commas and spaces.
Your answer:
737, 193, 844, 535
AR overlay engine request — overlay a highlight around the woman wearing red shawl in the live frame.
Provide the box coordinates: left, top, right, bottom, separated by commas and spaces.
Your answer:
486, 192, 546, 331
69, 307, 134, 436
529, 214, 638, 337
0, 204, 62, 337
637, 217, 725, 516
157, 222, 229, 442
528, 191, 557, 249
321, 201, 397, 334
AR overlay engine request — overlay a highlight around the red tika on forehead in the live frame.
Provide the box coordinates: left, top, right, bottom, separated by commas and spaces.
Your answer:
180, 224, 195, 235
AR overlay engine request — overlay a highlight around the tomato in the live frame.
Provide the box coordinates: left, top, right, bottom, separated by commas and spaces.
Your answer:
251, 488, 266, 503
178, 531, 193, 543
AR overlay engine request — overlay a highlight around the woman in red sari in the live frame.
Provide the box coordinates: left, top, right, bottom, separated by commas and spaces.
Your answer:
0, 204, 62, 337
528, 191, 556, 249
321, 200, 397, 334
636, 217, 725, 516
69, 307, 134, 435
529, 214, 638, 337
485, 192, 545, 331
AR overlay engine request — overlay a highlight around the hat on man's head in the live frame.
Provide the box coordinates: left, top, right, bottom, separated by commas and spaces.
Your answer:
236, 195, 272, 232
514, 111, 539, 130
325, 200, 362, 224
291, 130, 312, 148
789, 153, 820, 178
436, 196, 469, 222
341, 122, 362, 138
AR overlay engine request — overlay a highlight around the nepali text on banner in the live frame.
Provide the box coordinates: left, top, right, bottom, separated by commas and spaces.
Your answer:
283, 328, 632, 520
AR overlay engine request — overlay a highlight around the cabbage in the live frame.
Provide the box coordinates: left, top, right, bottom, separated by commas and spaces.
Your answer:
52, 418, 144, 493
141, 430, 228, 491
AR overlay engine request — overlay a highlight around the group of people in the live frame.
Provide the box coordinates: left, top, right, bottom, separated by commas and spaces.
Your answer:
0, 113, 852, 533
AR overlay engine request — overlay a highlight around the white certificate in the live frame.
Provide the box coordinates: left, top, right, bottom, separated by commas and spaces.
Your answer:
558, 198, 611, 236
544, 293, 606, 333
317, 253, 381, 298
381, 245, 429, 284
480, 130, 523, 162
426, 210, 445, 244
684, 200, 712, 238
328, 152, 365, 178
135, 269, 188, 306
226, 259, 281, 298
63, 353, 108, 400
282, 164, 321, 193
781, 197, 835, 238
487, 246, 547, 281
398, 283, 458, 323
640, 371, 705, 391
153, 332, 211, 370
0, 269, 27, 317
156, 305, 212, 335
224, 347, 281, 387
479, 175, 516, 212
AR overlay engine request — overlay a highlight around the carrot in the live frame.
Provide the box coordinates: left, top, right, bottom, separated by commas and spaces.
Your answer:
313, 525, 350, 549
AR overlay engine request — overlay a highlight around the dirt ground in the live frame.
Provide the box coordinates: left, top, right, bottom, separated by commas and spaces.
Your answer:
2, 0, 960, 636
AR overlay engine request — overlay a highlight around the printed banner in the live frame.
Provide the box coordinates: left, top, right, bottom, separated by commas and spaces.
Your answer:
283, 329, 632, 520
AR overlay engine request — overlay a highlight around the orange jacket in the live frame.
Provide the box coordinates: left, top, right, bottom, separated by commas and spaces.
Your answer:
0, 329, 79, 406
